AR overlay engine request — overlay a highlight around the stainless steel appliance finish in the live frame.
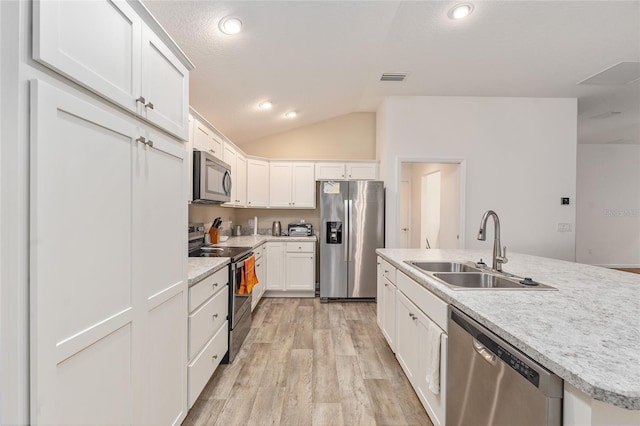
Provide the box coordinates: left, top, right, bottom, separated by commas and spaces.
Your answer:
447, 307, 562, 426
288, 223, 313, 236
272, 221, 282, 236
320, 180, 384, 300
192, 150, 232, 204
477, 210, 508, 271
224, 250, 253, 363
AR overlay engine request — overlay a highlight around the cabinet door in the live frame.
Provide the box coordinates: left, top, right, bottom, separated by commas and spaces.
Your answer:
315, 162, 345, 180
133, 129, 188, 425
346, 162, 379, 180
33, 0, 141, 114
252, 259, 265, 310
396, 292, 419, 383
187, 115, 194, 203
381, 278, 397, 352
236, 154, 247, 207
140, 27, 189, 140
192, 119, 213, 153
210, 133, 223, 160
223, 144, 237, 206
291, 162, 316, 208
285, 252, 315, 291
246, 159, 269, 207
415, 310, 446, 426
269, 163, 293, 207
30, 80, 137, 425
377, 258, 383, 328
266, 243, 284, 290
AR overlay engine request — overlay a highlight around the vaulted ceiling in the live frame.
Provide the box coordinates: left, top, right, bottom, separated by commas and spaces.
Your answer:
144, 0, 640, 146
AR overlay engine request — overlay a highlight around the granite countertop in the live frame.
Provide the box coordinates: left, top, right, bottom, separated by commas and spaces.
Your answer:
187, 234, 317, 285
376, 248, 640, 410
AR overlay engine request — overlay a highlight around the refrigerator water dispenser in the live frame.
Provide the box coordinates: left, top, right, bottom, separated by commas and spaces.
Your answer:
326, 221, 342, 244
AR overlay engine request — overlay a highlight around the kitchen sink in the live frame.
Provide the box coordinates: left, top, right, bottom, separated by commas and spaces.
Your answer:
405, 261, 480, 273
433, 272, 557, 290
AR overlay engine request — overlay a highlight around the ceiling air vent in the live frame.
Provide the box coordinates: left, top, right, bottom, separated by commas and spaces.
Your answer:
380, 73, 407, 82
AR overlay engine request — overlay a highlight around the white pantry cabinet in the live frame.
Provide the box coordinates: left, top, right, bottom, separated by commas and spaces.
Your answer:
30, 80, 188, 425
269, 162, 315, 208
246, 158, 269, 208
33, 0, 190, 140
315, 161, 379, 180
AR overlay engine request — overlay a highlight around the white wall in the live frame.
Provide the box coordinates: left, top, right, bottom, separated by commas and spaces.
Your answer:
576, 144, 640, 267
378, 96, 577, 261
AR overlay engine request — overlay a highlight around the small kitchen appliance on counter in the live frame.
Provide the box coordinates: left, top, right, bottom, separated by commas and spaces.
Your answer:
272, 221, 282, 236
288, 223, 313, 236
188, 223, 253, 363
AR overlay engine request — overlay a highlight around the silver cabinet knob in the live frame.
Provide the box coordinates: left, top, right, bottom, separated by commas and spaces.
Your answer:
212, 354, 218, 360
135, 96, 146, 104
212, 313, 219, 320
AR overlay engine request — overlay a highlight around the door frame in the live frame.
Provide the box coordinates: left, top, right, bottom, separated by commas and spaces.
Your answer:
396, 157, 467, 249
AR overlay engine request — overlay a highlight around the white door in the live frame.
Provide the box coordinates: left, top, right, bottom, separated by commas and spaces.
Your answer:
396, 293, 419, 384
33, 0, 142, 114
400, 180, 411, 248
133, 130, 187, 424
266, 243, 284, 290
291, 162, 315, 207
30, 80, 136, 425
246, 159, 269, 207
269, 163, 293, 207
421, 171, 441, 249
381, 279, 397, 352
285, 252, 315, 290
140, 27, 189, 140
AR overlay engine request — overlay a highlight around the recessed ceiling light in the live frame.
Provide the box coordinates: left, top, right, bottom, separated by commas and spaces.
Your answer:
448, 3, 474, 20
219, 16, 242, 35
284, 111, 297, 119
258, 101, 273, 110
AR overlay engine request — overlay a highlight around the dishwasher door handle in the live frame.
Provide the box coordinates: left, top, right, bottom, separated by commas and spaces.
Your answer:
473, 338, 497, 365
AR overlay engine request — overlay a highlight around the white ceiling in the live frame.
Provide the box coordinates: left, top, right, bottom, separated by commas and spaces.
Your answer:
144, 0, 640, 146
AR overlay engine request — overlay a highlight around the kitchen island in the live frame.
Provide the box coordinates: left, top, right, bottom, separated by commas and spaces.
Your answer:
377, 248, 640, 424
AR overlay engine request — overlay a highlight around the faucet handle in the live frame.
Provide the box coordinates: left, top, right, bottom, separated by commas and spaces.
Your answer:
499, 246, 509, 264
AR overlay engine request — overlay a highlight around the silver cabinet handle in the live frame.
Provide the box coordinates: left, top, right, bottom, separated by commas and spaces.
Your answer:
212, 313, 218, 320
136, 137, 153, 147
147, 139, 153, 148
145, 101, 154, 109
136, 96, 146, 104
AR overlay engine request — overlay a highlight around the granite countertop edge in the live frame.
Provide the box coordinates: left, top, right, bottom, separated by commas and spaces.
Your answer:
376, 248, 640, 410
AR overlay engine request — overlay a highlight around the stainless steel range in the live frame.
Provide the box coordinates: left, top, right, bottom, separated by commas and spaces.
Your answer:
188, 224, 252, 363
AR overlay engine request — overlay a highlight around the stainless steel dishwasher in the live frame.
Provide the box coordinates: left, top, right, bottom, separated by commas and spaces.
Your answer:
447, 308, 563, 426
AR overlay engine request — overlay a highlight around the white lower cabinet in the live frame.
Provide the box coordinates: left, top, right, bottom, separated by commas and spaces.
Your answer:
265, 241, 315, 296
377, 257, 398, 352
30, 79, 188, 425
251, 243, 267, 310
187, 267, 229, 408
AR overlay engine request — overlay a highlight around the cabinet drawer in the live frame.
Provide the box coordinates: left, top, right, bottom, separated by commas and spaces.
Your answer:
188, 320, 228, 408
397, 271, 448, 332
254, 243, 265, 259
189, 266, 228, 311
189, 286, 228, 358
286, 241, 315, 253
381, 259, 397, 284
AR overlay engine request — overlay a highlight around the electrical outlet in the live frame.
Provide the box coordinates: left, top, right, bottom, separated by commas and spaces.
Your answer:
557, 223, 572, 232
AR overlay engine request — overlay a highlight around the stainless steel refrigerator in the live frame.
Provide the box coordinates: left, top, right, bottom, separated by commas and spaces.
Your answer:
320, 180, 385, 300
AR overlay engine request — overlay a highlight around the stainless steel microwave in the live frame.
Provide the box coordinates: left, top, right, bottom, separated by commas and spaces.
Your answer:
193, 150, 232, 204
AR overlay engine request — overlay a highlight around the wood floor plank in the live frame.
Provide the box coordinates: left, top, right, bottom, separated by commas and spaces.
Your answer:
312, 329, 340, 403
246, 386, 286, 426
292, 306, 314, 349
391, 376, 435, 426
356, 347, 388, 379
182, 398, 226, 426
335, 354, 377, 426
347, 319, 374, 349
280, 348, 313, 425
312, 402, 345, 426
364, 378, 409, 426
259, 323, 295, 388
313, 298, 331, 330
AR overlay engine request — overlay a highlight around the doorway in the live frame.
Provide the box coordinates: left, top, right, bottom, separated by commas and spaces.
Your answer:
399, 161, 463, 249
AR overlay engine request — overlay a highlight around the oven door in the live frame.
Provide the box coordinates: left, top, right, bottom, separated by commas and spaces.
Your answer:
230, 253, 253, 328
193, 150, 232, 204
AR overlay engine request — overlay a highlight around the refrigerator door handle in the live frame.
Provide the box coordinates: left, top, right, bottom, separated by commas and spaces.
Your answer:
344, 199, 349, 262
348, 199, 354, 261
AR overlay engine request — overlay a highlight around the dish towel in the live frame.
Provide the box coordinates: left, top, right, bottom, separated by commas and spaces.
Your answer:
244, 255, 258, 294
424, 318, 443, 395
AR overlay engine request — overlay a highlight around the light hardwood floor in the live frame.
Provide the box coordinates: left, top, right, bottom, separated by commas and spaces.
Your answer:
183, 297, 433, 426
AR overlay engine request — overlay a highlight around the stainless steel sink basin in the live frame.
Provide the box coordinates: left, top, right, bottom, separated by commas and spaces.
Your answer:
433, 272, 556, 290
406, 261, 480, 273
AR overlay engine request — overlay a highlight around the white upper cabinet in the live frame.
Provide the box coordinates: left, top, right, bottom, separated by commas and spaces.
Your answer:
269, 162, 315, 208
192, 118, 222, 160
246, 159, 269, 207
315, 161, 379, 180
33, 0, 191, 140
223, 143, 246, 207
139, 27, 189, 140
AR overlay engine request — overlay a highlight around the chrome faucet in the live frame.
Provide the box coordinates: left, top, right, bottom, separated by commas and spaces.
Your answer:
477, 210, 508, 272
